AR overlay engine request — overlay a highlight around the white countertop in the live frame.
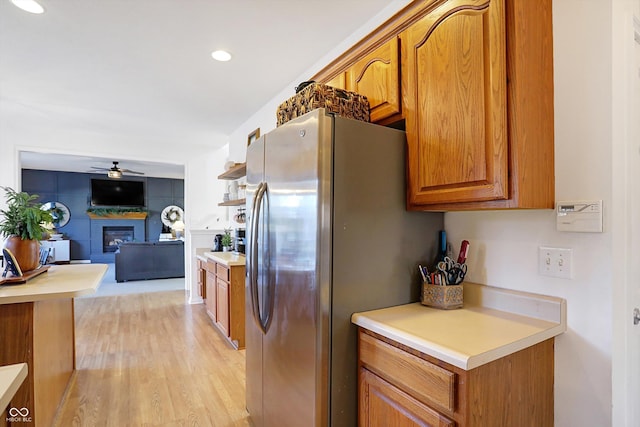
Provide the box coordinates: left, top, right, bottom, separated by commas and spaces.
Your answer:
352, 282, 566, 370
0, 363, 27, 411
0, 264, 108, 304
203, 251, 245, 267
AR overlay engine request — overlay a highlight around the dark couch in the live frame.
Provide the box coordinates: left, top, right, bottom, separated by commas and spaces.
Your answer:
115, 241, 185, 282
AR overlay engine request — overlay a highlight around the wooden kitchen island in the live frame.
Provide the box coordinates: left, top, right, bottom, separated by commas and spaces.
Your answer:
0, 264, 107, 427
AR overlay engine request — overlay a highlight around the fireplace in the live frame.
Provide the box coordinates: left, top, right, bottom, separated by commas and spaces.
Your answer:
103, 226, 134, 252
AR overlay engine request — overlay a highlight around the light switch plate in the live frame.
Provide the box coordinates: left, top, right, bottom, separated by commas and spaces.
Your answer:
539, 246, 572, 279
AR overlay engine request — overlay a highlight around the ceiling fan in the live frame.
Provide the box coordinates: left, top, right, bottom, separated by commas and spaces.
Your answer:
90, 161, 144, 179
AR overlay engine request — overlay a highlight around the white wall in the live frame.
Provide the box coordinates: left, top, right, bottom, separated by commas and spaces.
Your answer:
226, 0, 621, 425
449, 1, 614, 425
611, 1, 640, 425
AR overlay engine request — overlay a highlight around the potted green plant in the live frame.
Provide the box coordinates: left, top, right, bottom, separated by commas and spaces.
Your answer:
221, 229, 233, 252
0, 187, 52, 272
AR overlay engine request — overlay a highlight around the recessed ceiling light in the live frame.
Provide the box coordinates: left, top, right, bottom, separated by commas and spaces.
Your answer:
11, 0, 45, 14
211, 50, 232, 62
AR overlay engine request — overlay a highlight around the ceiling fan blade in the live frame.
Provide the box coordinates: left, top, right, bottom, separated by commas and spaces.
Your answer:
90, 166, 110, 171
120, 169, 145, 175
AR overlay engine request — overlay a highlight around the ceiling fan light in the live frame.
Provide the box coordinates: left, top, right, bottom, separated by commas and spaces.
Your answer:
11, 0, 45, 14
108, 170, 122, 179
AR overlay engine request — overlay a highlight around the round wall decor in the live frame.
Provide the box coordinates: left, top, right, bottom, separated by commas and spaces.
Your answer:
41, 201, 71, 228
161, 205, 184, 227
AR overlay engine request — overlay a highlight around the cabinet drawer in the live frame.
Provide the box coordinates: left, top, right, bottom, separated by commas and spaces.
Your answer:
359, 331, 456, 413
216, 263, 229, 281
206, 260, 216, 273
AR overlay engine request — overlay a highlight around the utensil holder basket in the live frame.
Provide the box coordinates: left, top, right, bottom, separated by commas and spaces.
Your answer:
421, 282, 463, 309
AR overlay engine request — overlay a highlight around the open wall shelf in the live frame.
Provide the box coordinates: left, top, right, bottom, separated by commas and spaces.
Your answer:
218, 163, 246, 180
218, 199, 246, 207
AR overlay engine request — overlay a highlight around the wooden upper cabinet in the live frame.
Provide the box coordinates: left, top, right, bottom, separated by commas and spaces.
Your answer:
311, 0, 554, 210
403, 0, 508, 207
346, 38, 401, 123
324, 72, 346, 90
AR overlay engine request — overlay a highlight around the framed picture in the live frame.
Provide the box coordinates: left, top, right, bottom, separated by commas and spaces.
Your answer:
247, 128, 260, 146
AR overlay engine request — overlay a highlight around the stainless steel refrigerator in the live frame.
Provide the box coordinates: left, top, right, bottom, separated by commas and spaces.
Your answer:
245, 108, 442, 427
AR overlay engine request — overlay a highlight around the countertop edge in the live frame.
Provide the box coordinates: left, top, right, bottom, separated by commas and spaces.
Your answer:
0, 264, 107, 304
353, 314, 470, 368
352, 311, 566, 370
0, 363, 28, 411
464, 323, 566, 369
203, 251, 246, 266
352, 283, 567, 371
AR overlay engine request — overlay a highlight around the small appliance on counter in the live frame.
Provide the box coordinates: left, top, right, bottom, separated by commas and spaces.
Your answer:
213, 234, 223, 252
234, 228, 245, 254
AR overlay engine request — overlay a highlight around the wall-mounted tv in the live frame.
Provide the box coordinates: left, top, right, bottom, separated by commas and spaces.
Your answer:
91, 179, 145, 207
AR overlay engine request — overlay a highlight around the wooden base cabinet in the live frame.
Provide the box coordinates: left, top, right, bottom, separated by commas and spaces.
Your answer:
358, 329, 554, 427
0, 299, 75, 427
203, 258, 245, 349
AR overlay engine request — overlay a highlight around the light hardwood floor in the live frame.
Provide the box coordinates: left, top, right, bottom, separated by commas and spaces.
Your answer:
54, 290, 252, 427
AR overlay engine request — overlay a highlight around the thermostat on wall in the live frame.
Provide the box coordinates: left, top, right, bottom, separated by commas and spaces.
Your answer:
556, 200, 603, 233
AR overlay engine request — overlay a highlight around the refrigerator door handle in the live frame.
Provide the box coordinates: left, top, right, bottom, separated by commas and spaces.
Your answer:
248, 181, 260, 330
250, 181, 269, 334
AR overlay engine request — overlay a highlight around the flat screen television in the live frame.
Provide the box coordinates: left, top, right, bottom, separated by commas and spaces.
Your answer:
91, 179, 145, 207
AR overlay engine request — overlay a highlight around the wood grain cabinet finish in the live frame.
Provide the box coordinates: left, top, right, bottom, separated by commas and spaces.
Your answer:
312, 0, 554, 211
216, 277, 230, 336
403, 0, 508, 207
197, 259, 206, 299
324, 72, 346, 90
358, 329, 555, 427
0, 299, 75, 427
360, 368, 455, 427
205, 263, 217, 323
203, 259, 245, 349
346, 37, 401, 123
405, 0, 554, 210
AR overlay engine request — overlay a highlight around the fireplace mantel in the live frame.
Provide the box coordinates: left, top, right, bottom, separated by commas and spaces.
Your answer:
87, 212, 147, 220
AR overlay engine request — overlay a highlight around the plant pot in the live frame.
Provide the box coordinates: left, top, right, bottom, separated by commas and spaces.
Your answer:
3, 236, 40, 272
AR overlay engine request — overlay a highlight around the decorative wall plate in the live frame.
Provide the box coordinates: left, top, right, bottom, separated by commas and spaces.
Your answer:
161, 205, 184, 227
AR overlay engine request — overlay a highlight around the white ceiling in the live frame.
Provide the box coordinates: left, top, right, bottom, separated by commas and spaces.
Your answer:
0, 0, 395, 179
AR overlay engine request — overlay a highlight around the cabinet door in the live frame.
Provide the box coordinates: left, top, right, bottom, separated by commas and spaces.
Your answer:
403, 0, 508, 207
196, 260, 204, 298
325, 72, 346, 89
216, 278, 230, 336
359, 368, 454, 427
199, 267, 206, 299
205, 271, 217, 322
347, 37, 401, 123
